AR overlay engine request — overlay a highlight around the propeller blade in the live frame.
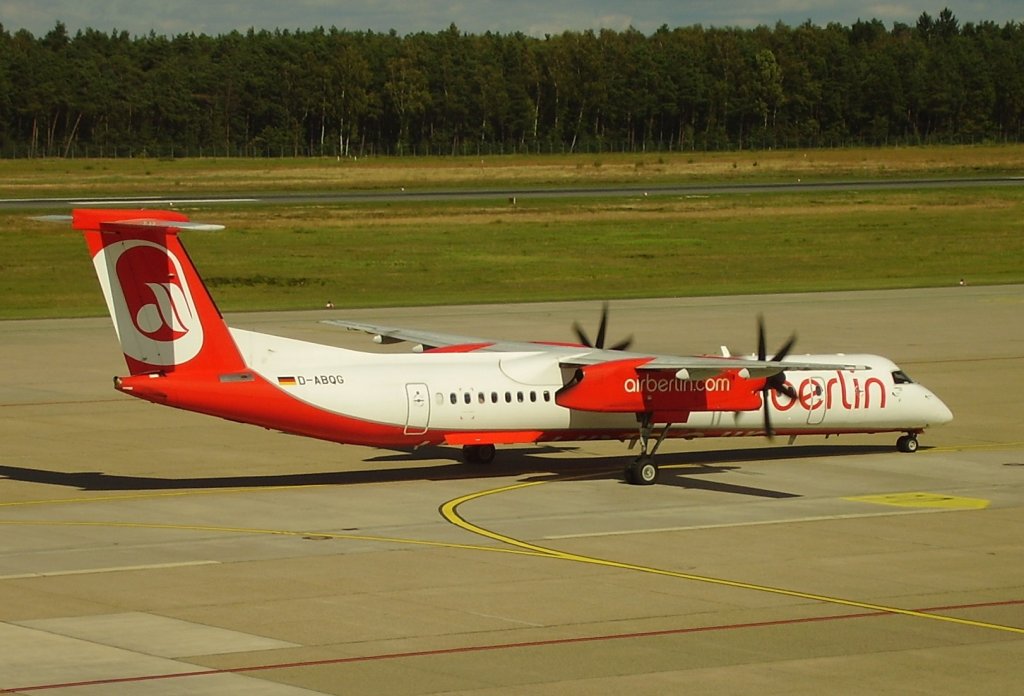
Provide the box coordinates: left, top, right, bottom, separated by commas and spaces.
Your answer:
595, 302, 609, 349
755, 315, 800, 440
573, 321, 592, 347
757, 315, 767, 362
762, 386, 775, 439
774, 376, 798, 401
610, 335, 634, 351
766, 373, 798, 400
772, 333, 797, 362
572, 303, 631, 351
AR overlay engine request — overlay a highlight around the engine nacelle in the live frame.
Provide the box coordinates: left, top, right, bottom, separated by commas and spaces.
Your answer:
556, 359, 763, 414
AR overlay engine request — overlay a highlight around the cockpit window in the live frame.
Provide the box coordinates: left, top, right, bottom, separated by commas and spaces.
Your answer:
892, 370, 914, 384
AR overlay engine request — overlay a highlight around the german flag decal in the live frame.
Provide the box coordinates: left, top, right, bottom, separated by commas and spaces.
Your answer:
277, 376, 298, 386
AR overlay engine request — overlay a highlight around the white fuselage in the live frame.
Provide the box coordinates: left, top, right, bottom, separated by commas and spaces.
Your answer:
231, 328, 953, 445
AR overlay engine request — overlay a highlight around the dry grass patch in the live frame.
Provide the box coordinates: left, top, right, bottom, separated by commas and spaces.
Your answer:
206, 189, 1021, 230
2, 145, 1023, 197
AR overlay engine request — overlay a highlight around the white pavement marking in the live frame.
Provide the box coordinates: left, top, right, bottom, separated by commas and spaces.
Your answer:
0, 622, 317, 694
543, 507, 950, 539
0, 560, 220, 580
18, 612, 299, 657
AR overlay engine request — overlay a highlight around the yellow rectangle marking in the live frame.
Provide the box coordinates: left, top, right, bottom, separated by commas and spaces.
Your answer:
843, 492, 989, 510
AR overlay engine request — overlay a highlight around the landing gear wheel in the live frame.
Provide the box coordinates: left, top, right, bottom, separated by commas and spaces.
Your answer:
462, 444, 496, 464
896, 435, 919, 453
626, 457, 658, 486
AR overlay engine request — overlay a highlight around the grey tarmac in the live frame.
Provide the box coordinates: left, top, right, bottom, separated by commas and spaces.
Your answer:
1, 285, 1022, 694
2, 175, 1023, 210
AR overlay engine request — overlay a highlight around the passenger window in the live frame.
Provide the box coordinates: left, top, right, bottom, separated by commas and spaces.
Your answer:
517, 392, 524, 403
464, 392, 471, 404
543, 391, 551, 402
491, 392, 498, 403
450, 393, 457, 405
529, 391, 537, 402
478, 392, 485, 404
505, 392, 512, 403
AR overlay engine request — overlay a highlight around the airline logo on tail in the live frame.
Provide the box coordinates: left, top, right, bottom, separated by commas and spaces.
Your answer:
94, 239, 204, 366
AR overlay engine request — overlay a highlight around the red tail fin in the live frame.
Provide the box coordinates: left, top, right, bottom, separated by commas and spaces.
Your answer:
75, 209, 246, 375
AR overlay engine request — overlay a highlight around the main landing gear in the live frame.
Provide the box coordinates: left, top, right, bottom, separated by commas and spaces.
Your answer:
462, 444, 496, 464
896, 433, 920, 453
625, 415, 672, 486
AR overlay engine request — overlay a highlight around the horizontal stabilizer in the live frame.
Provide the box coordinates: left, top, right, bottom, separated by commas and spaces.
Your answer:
33, 212, 224, 232
105, 218, 225, 232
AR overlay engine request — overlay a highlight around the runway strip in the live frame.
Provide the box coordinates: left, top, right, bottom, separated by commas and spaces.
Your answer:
7, 598, 1022, 693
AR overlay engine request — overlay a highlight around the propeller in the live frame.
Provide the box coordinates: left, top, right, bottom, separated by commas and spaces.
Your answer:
756, 315, 798, 439
573, 302, 633, 351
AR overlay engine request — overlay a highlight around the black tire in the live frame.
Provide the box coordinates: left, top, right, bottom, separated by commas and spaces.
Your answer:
627, 457, 658, 486
463, 444, 496, 464
897, 435, 920, 453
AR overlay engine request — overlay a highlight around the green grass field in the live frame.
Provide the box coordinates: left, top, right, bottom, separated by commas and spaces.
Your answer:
1, 148, 1022, 319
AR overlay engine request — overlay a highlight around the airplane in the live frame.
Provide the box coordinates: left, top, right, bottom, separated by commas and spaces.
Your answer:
44, 208, 953, 485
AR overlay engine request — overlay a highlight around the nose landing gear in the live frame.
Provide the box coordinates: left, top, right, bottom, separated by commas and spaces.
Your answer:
624, 414, 671, 485
626, 456, 659, 485
896, 434, 920, 453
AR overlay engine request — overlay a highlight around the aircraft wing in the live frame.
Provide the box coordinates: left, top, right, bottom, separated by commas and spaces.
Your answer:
558, 352, 857, 379
325, 319, 862, 377
324, 319, 538, 352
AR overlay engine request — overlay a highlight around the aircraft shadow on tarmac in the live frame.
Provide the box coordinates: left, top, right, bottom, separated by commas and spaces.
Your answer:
0, 444, 897, 498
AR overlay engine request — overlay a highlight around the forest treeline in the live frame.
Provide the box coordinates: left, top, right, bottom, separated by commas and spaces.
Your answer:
1, 8, 1023, 158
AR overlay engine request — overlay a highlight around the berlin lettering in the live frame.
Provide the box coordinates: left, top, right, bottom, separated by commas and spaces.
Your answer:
771, 372, 886, 411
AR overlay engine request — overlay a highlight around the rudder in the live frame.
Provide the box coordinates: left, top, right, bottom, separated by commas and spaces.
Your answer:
74, 209, 246, 376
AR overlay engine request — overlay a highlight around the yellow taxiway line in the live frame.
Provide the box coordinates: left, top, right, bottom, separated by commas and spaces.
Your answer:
439, 479, 1024, 636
